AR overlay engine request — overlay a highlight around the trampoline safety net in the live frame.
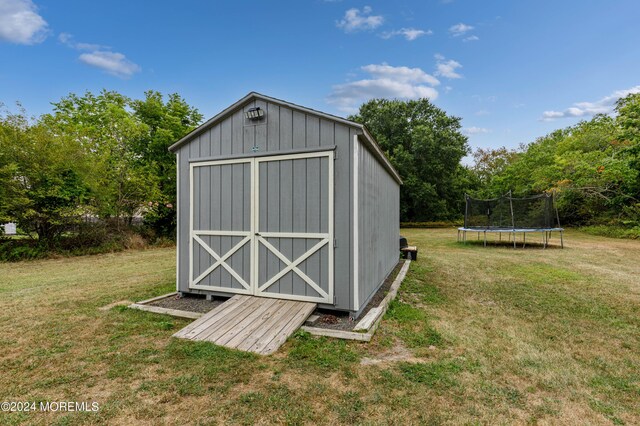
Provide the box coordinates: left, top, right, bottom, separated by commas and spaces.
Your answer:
464, 192, 560, 230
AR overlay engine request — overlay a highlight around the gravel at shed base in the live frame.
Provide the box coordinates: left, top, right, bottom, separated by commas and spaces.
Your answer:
146, 259, 406, 324
147, 294, 228, 314
310, 260, 406, 331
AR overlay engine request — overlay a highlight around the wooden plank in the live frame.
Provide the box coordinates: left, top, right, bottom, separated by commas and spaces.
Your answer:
306, 115, 320, 147
198, 166, 209, 283
278, 159, 293, 295
194, 296, 265, 341
173, 294, 244, 338
232, 109, 243, 155
211, 165, 222, 286
260, 302, 316, 355
266, 102, 280, 152
219, 165, 233, 287
319, 119, 334, 148
214, 297, 279, 346
353, 307, 381, 332
300, 326, 372, 342
266, 161, 281, 293
292, 158, 307, 296
129, 303, 203, 320
173, 296, 317, 355
234, 299, 295, 351
222, 299, 289, 348
279, 106, 293, 151
135, 292, 178, 305
248, 300, 298, 353
173, 295, 244, 339
354, 260, 411, 333
292, 110, 306, 149
242, 300, 302, 352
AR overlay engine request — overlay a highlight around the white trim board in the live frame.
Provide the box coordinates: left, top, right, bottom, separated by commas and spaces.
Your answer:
303, 260, 411, 341
128, 292, 205, 320
176, 152, 180, 293
352, 135, 360, 311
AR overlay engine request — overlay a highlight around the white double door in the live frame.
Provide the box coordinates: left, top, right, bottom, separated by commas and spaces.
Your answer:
189, 151, 334, 304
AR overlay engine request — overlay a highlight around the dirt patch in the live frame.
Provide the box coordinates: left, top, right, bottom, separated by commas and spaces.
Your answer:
309, 260, 406, 331
98, 300, 133, 311
360, 341, 429, 365
146, 293, 228, 313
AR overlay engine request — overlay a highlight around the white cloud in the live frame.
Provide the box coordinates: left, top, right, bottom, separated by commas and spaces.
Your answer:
475, 109, 490, 116
59, 32, 139, 78
449, 22, 473, 37
463, 35, 479, 42
541, 85, 640, 121
327, 63, 439, 113
58, 32, 107, 51
79, 51, 141, 78
0, 0, 48, 45
362, 63, 440, 86
541, 111, 565, 120
463, 127, 490, 135
381, 27, 432, 41
58, 32, 71, 44
472, 94, 497, 103
336, 6, 383, 32
434, 54, 462, 79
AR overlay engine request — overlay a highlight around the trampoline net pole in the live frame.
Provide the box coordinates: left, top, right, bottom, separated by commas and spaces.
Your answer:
509, 190, 515, 231
464, 194, 469, 229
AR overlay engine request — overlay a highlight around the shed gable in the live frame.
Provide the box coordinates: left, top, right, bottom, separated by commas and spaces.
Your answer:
177, 97, 352, 161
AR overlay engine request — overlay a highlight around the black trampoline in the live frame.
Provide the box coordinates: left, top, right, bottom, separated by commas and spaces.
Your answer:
458, 192, 564, 248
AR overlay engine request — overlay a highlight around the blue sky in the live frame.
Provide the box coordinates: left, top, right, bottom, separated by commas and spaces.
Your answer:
1, 0, 639, 161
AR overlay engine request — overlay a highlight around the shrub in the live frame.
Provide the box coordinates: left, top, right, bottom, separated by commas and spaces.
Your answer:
0, 223, 162, 262
580, 225, 640, 239
400, 221, 462, 228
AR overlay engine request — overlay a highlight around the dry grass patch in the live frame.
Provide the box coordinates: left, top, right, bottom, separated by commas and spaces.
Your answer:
1, 231, 639, 424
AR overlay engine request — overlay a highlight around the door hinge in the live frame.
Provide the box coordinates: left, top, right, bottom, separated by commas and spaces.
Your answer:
333, 238, 337, 248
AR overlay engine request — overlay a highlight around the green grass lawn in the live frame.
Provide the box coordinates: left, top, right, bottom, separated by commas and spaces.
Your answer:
1, 229, 639, 425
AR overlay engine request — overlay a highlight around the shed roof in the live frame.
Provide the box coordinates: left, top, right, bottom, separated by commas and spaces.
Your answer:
168, 92, 402, 184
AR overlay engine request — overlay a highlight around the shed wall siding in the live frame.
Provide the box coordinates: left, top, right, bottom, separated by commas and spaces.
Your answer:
176, 100, 355, 310
357, 138, 400, 309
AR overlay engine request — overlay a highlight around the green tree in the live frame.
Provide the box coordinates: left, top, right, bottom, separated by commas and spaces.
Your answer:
471, 146, 520, 193
131, 91, 202, 237
0, 107, 90, 245
349, 98, 470, 221
614, 93, 640, 223
481, 110, 638, 225
616, 92, 640, 143
44, 91, 157, 226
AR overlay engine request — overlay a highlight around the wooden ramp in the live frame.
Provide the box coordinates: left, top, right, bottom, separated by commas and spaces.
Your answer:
173, 295, 316, 355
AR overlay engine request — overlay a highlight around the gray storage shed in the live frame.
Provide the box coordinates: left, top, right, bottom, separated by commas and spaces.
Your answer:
169, 92, 401, 316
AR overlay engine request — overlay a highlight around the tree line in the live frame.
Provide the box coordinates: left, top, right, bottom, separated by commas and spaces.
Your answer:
0, 90, 201, 256
469, 93, 639, 230
1, 90, 638, 259
353, 94, 639, 234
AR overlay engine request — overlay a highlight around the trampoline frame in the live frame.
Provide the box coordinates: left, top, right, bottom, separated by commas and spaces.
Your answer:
459, 191, 564, 249
457, 227, 564, 249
